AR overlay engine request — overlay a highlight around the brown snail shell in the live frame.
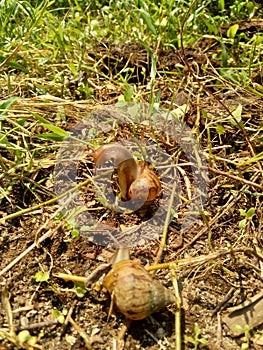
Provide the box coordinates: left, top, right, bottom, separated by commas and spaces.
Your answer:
128, 166, 161, 203
103, 259, 175, 320
93, 144, 161, 211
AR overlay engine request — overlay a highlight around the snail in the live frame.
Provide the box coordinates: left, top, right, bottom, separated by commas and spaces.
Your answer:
93, 144, 161, 213
103, 248, 175, 320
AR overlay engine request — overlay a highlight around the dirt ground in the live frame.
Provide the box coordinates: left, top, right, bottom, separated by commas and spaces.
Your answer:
0, 41, 263, 350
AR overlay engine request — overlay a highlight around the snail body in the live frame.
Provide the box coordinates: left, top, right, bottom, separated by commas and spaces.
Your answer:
103, 254, 175, 320
93, 144, 161, 210
94, 144, 140, 200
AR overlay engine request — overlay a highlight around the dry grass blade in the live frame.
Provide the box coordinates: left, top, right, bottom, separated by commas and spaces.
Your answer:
170, 268, 182, 350
154, 180, 178, 265
1, 286, 15, 337
68, 316, 92, 350
206, 166, 263, 191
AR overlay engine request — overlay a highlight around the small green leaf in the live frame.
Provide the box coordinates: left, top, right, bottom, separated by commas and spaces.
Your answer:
52, 309, 60, 318
228, 104, 243, 127
0, 133, 12, 147
186, 336, 195, 345
57, 315, 65, 324
0, 97, 19, 116
17, 118, 26, 126
221, 41, 228, 67
203, 17, 218, 34
18, 330, 30, 343
8, 61, 28, 72
68, 62, 78, 75
232, 104, 242, 121
237, 151, 263, 167
216, 124, 225, 135
138, 9, 157, 35
31, 112, 68, 137
239, 218, 247, 229
239, 209, 247, 216
62, 308, 68, 316
246, 207, 255, 218
247, 1, 255, 18
241, 342, 249, 350
194, 324, 201, 335
74, 284, 87, 298
38, 123, 69, 137
124, 86, 133, 102
36, 132, 66, 141
71, 229, 80, 238
31, 112, 52, 124
34, 271, 50, 282
227, 24, 239, 39
52, 309, 65, 323
88, 128, 97, 139
170, 208, 178, 218
219, 0, 225, 11
27, 336, 37, 346
243, 190, 252, 195
233, 324, 245, 332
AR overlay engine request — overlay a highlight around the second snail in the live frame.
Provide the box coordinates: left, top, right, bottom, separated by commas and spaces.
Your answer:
93, 143, 161, 214
103, 248, 175, 320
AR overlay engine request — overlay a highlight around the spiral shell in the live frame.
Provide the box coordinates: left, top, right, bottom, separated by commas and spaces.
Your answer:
93, 144, 161, 210
103, 259, 175, 320
128, 166, 161, 202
